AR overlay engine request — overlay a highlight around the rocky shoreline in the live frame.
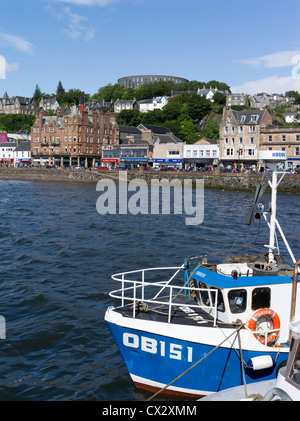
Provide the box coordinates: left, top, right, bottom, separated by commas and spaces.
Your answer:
0, 168, 300, 192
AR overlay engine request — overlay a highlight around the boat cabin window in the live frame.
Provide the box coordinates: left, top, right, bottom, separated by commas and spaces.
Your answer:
251, 287, 271, 310
197, 282, 225, 312
228, 289, 247, 313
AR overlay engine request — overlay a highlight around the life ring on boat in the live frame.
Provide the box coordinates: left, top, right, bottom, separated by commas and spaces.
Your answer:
247, 308, 280, 346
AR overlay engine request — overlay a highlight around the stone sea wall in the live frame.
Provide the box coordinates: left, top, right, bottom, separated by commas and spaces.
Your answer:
0, 168, 299, 192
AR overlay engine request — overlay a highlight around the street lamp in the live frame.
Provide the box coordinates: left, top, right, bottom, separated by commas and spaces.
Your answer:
238, 144, 243, 172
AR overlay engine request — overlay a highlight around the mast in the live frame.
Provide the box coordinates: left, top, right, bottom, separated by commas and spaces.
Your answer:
258, 150, 297, 265
267, 169, 278, 263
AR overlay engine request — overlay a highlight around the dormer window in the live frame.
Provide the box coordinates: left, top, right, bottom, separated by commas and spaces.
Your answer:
250, 115, 259, 123
240, 115, 246, 124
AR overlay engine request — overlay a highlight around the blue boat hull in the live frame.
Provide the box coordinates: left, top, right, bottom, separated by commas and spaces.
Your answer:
106, 320, 288, 397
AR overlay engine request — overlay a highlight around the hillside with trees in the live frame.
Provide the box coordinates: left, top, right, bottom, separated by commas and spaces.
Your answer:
89, 79, 230, 143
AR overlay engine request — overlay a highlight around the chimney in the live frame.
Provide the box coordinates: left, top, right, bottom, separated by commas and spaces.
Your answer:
79, 95, 85, 113
82, 109, 88, 125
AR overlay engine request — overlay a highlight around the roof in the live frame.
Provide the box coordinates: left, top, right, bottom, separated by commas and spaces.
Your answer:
137, 124, 170, 134
194, 138, 219, 145
115, 99, 137, 104
192, 265, 293, 289
15, 141, 31, 152
230, 109, 266, 125
153, 134, 183, 144
0, 142, 17, 148
119, 126, 142, 134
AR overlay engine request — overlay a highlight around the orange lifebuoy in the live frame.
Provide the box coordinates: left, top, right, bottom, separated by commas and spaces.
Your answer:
247, 308, 280, 346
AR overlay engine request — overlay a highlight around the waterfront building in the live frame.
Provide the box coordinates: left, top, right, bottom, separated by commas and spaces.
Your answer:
152, 133, 184, 170
183, 138, 219, 170
101, 126, 149, 169
14, 141, 31, 166
260, 127, 300, 170
31, 106, 119, 167
0, 131, 7, 143
219, 107, 273, 171
0, 92, 36, 115
0, 142, 17, 166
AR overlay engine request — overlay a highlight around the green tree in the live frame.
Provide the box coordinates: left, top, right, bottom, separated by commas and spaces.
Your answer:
162, 101, 183, 120
56, 80, 66, 104
186, 95, 211, 121
213, 92, 226, 105
33, 84, 42, 105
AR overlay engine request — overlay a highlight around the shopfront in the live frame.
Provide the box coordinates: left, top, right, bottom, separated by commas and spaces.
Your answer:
100, 158, 120, 169
153, 158, 182, 170
121, 157, 148, 170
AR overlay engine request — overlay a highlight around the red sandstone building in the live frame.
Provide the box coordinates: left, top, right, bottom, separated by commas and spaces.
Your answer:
31, 106, 119, 167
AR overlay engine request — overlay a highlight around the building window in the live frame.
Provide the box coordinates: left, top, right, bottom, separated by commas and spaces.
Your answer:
250, 137, 254, 144
268, 135, 272, 142
295, 147, 300, 156
239, 138, 243, 144
225, 138, 228, 144
282, 135, 286, 142
193, 150, 197, 157
226, 148, 233, 156
296, 135, 300, 142
186, 150, 191, 157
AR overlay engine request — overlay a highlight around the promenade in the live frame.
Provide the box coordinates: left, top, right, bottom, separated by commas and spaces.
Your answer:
0, 167, 299, 192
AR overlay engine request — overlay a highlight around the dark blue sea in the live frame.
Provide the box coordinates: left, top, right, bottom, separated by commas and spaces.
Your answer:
0, 178, 299, 401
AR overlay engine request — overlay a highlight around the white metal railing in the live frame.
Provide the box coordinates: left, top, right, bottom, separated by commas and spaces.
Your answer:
109, 266, 219, 326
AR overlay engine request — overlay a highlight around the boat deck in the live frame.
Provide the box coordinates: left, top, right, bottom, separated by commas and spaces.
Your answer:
114, 294, 233, 329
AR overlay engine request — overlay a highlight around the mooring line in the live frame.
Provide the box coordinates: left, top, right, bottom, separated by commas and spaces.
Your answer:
146, 322, 244, 401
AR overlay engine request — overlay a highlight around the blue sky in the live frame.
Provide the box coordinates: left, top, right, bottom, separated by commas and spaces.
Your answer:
1, 0, 300, 98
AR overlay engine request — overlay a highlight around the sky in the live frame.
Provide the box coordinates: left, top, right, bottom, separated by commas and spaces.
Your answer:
1, 0, 300, 98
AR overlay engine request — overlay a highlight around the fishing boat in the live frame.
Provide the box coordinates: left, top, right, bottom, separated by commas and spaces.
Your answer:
104, 151, 300, 399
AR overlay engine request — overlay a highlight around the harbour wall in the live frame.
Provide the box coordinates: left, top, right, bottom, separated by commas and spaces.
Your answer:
0, 168, 299, 192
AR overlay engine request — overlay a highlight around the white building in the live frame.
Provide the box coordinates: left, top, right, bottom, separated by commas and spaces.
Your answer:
14, 141, 31, 166
0, 142, 17, 166
152, 134, 184, 169
183, 139, 219, 169
139, 96, 169, 113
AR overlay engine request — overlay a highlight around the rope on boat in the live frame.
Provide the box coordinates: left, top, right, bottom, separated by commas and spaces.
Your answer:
146, 322, 244, 401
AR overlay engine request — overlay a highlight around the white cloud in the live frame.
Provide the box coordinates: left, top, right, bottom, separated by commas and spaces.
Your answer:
46, 5, 96, 41
6, 62, 19, 73
231, 75, 300, 95
0, 32, 34, 54
238, 49, 300, 69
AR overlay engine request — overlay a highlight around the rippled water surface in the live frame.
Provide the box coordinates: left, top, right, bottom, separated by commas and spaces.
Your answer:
0, 179, 299, 401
